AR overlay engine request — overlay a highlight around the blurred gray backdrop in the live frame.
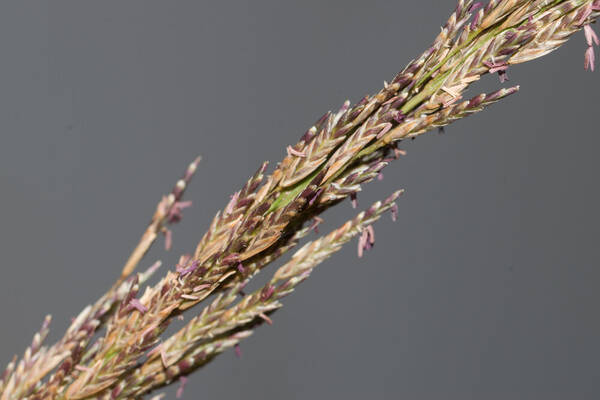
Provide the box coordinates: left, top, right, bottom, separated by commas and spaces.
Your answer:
1, 1, 599, 399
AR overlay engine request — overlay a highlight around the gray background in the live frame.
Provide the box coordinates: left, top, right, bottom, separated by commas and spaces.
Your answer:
0, 1, 598, 399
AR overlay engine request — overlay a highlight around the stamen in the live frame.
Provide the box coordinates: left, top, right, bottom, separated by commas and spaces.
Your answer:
163, 228, 172, 251
366, 225, 375, 245
350, 193, 358, 209
584, 25, 599, 47
391, 203, 398, 222
585, 46, 595, 71
129, 299, 148, 314
176, 376, 188, 399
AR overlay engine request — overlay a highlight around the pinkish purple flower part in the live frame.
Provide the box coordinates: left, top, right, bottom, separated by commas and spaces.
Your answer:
128, 299, 148, 314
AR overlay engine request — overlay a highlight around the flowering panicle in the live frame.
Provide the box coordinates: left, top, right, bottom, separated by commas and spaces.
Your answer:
122, 156, 201, 280
2, 1, 598, 399
0, 315, 51, 399
115, 191, 402, 399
